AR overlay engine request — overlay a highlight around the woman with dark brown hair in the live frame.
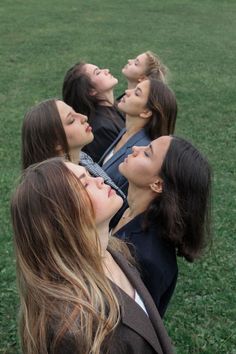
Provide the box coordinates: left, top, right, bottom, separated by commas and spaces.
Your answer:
62, 62, 125, 162
112, 135, 212, 317
11, 158, 174, 354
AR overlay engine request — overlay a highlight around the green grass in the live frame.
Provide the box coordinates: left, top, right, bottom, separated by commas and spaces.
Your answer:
1, 0, 236, 352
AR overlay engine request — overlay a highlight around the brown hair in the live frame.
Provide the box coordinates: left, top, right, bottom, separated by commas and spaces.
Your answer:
22, 99, 70, 169
144, 78, 177, 139
11, 158, 120, 353
145, 136, 212, 262
62, 62, 107, 116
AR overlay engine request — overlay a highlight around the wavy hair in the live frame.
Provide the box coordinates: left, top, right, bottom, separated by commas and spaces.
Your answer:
145, 137, 212, 262
145, 51, 168, 83
11, 158, 120, 354
144, 78, 177, 140
22, 99, 70, 169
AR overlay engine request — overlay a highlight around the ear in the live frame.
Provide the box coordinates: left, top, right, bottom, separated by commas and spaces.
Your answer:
138, 75, 148, 83
149, 178, 163, 194
55, 144, 63, 153
89, 88, 98, 96
140, 109, 152, 119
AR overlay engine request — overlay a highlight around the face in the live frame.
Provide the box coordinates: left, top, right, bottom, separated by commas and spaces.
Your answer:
118, 80, 150, 117
122, 53, 148, 81
84, 63, 118, 93
119, 136, 172, 188
65, 163, 123, 225
56, 101, 94, 149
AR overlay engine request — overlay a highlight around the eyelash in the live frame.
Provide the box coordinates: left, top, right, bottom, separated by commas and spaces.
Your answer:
144, 151, 149, 157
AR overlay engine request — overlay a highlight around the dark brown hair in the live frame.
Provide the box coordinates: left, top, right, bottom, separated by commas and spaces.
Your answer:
144, 79, 177, 140
145, 136, 212, 262
22, 99, 70, 169
62, 62, 105, 116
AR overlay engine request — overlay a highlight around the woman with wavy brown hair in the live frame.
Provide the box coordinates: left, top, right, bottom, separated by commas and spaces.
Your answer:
11, 158, 174, 354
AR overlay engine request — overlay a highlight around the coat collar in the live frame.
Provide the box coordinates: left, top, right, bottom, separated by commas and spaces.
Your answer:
109, 249, 174, 354
99, 128, 149, 167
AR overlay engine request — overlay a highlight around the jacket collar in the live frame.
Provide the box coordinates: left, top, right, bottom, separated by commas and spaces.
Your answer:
99, 129, 149, 167
109, 249, 174, 354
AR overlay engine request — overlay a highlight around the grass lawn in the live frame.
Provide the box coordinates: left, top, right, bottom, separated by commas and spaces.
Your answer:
0, 0, 235, 352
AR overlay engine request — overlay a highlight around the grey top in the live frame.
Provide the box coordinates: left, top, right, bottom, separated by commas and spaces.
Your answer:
80, 151, 126, 200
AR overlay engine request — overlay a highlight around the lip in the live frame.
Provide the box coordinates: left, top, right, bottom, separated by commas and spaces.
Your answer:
108, 187, 116, 197
85, 124, 92, 133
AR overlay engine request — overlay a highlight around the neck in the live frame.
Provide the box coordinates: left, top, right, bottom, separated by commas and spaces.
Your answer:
127, 80, 138, 90
125, 115, 147, 135
127, 183, 154, 218
97, 222, 110, 257
69, 148, 81, 165
99, 90, 114, 106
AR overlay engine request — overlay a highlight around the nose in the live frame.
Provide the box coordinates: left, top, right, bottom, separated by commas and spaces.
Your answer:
104, 68, 109, 75
96, 176, 104, 187
131, 145, 140, 156
125, 89, 131, 96
128, 59, 132, 64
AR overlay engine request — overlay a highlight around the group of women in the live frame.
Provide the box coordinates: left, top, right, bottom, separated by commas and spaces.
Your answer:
11, 51, 212, 354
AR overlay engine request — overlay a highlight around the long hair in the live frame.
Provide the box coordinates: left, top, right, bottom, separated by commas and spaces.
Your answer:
62, 62, 104, 117
145, 51, 168, 83
144, 79, 177, 140
22, 99, 70, 169
145, 137, 212, 262
11, 158, 120, 354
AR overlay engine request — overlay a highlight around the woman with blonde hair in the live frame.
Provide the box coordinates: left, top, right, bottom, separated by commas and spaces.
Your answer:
11, 158, 174, 354
121, 51, 168, 91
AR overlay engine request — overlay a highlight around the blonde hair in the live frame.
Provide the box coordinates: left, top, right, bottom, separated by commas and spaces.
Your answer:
11, 158, 121, 353
145, 51, 168, 83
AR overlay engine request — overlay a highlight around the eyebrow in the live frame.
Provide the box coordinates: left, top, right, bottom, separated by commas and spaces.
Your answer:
65, 110, 73, 121
78, 173, 86, 180
149, 144, 154, 155
93, 67, 99, 75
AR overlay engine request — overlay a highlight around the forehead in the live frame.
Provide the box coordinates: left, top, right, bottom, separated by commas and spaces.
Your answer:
56, 100, 73, 120
65, 162, 87, 177
152, 136, 172, 156
84, 63, 97, 76
136, 79, 150, 92
136, 53, 148, 63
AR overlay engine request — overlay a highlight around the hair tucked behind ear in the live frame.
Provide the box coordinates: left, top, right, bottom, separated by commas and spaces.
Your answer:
62, 62, 103, 117
11, 158, 120, 354
145, 137, 212, 262
145, 51, 168, 83
144, 79, 177, 140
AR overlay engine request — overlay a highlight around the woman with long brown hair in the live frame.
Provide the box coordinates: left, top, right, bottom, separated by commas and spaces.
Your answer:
22, 99, 125, 198
99, 78, 177, 198
11, 158, 174, 354
112, 135, 212, 317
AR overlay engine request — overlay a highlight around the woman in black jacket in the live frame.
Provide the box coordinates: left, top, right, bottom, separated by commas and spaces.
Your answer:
62, 62, 125, 162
